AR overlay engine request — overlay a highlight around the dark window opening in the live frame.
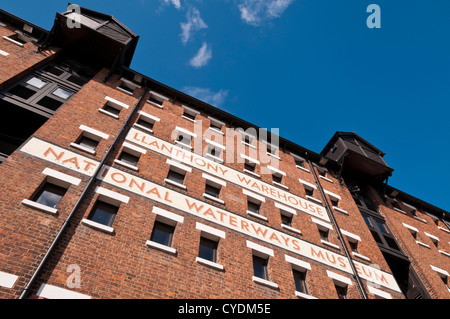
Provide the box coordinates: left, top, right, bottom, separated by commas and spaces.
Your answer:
36, 96, 63, 111
167, 169, 185, 185
335, 285, 347, 299
252, 255, 268, 280
150, 221, 175, 247
205, 184, 220, 198
248, 200, 261, 214
198, 237, 218, 262
88, 201, 118, 227
33, 182, 67, 208
118, 151, 140, 167
293, 269, 307, 294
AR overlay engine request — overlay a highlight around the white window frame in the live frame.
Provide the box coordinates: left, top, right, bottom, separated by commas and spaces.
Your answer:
165, 159, 191, 189
117, 78, 141, 95
247, 240, 278, 289
207, 116, 225, 134
202, 173, 226, 204
146, 206, 184, 255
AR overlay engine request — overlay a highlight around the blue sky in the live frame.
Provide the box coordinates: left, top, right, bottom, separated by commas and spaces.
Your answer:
3, 1, 450, 211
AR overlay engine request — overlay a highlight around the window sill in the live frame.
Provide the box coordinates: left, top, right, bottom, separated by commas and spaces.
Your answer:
22, 199, 58, 215
203, 193, 225, 204
319, 175, 333, 183
114, 159, 139, 171
252, 276, 278, 289
267, 152, 281, 160
247, 210, 268, 221
208, 127, 224, 135
413, 216, 427, 223
438, 226, 450, 234
205, 153, 224, 163
146, 240, 177, 255
164, 178, 187, 190
321, 240, 340, 250
273, 181, 289, 190
295, 291, 318, 299
147, 100, 163, 109
281, 224, 302, 235
352, 252, 371, 262
416, 241, 430, 249
333, 206, 348, 215
81, 218, 114, 234
181, 115, 197, 123
98, 108, 119, 119
243, 169, 260, 178
241, 141, 256, 149
195, 257, 224, 271
306, 195, 322, 205
133, 123, 154, 134
174, 140, 193, 150
69, 142, 96, 155
0, 49, 9, 56
2, 36, 24, 47
439, 250, 450, 257
393, 207, 407, 214
296, 165, 310, 173
116, 87, 134, 95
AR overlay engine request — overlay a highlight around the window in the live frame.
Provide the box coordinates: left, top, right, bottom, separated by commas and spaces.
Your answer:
76, 136, 98, 152
299, 179, 316, 198
198, 237, 218, 262
32, 182, 67, 208
134, 111, 160, 134
21, 168, 81, 215
99, 97, 129, 119
363, 213, 401, 251
195, 222, 225, 270
293, 269, 308, 294
205, 184, 220, 198
3, 31, 36, 46
87, 200, 118, 227
252, 255, 268, 280
181, 105, 199, 122
281, 212, 293, 227
268, 165, 286, 188
205, 139, 225, 162
150, 221, 175, 247
319, 229, 329, 241
327, 270, 352, 299
118, 150, 139, 167
165, 159, 191, 189
117, 78, 140, 95
295, 158, 305, 168
248, 200, 261, 214
430, 265, 450, 292
174, 127, 196, 150
335, 284, 348, 299
208, 116, 225, 133
147, 90, 169, 108
241, 154, 259, 177
167, 169, 185, 185
114, 142, 146, 171
146, 207, 183, 254
70, 125, 109, 155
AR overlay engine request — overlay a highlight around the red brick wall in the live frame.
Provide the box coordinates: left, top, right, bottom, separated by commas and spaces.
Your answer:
0, 57, 407, 299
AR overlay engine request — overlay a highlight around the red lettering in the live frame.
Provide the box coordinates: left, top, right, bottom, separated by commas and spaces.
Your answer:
43, 147, 64, 160
62, 156, 80, 169
251, 224, 268, 238
185, 199, 204, 213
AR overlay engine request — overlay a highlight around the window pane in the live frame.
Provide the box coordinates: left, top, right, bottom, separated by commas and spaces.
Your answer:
205, 184, 220, 198
8, 85, 35, 99
167, 170, 185, 184
198, 237, 217, 262
248, 201, 260, 213
78, 136, 98, 150
52, 88, 72, 100
281, 213, 292, 226
293, 269, 307, 293
151, 221, 175, 246
136, 118, 154, 130
26, 77, 47, 89
37, 96, 63, 111
34, 183, 66, 208
252, 255, 268, 279
89, 201, 118, 226
119, 151, 139, 166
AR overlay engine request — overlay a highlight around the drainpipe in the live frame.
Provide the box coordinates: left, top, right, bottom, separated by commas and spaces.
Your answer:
306, 153, 369, 299
19, 80, 149, 299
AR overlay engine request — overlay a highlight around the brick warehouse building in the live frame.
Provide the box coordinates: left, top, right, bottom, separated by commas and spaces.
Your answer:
0, 6, 449, 300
